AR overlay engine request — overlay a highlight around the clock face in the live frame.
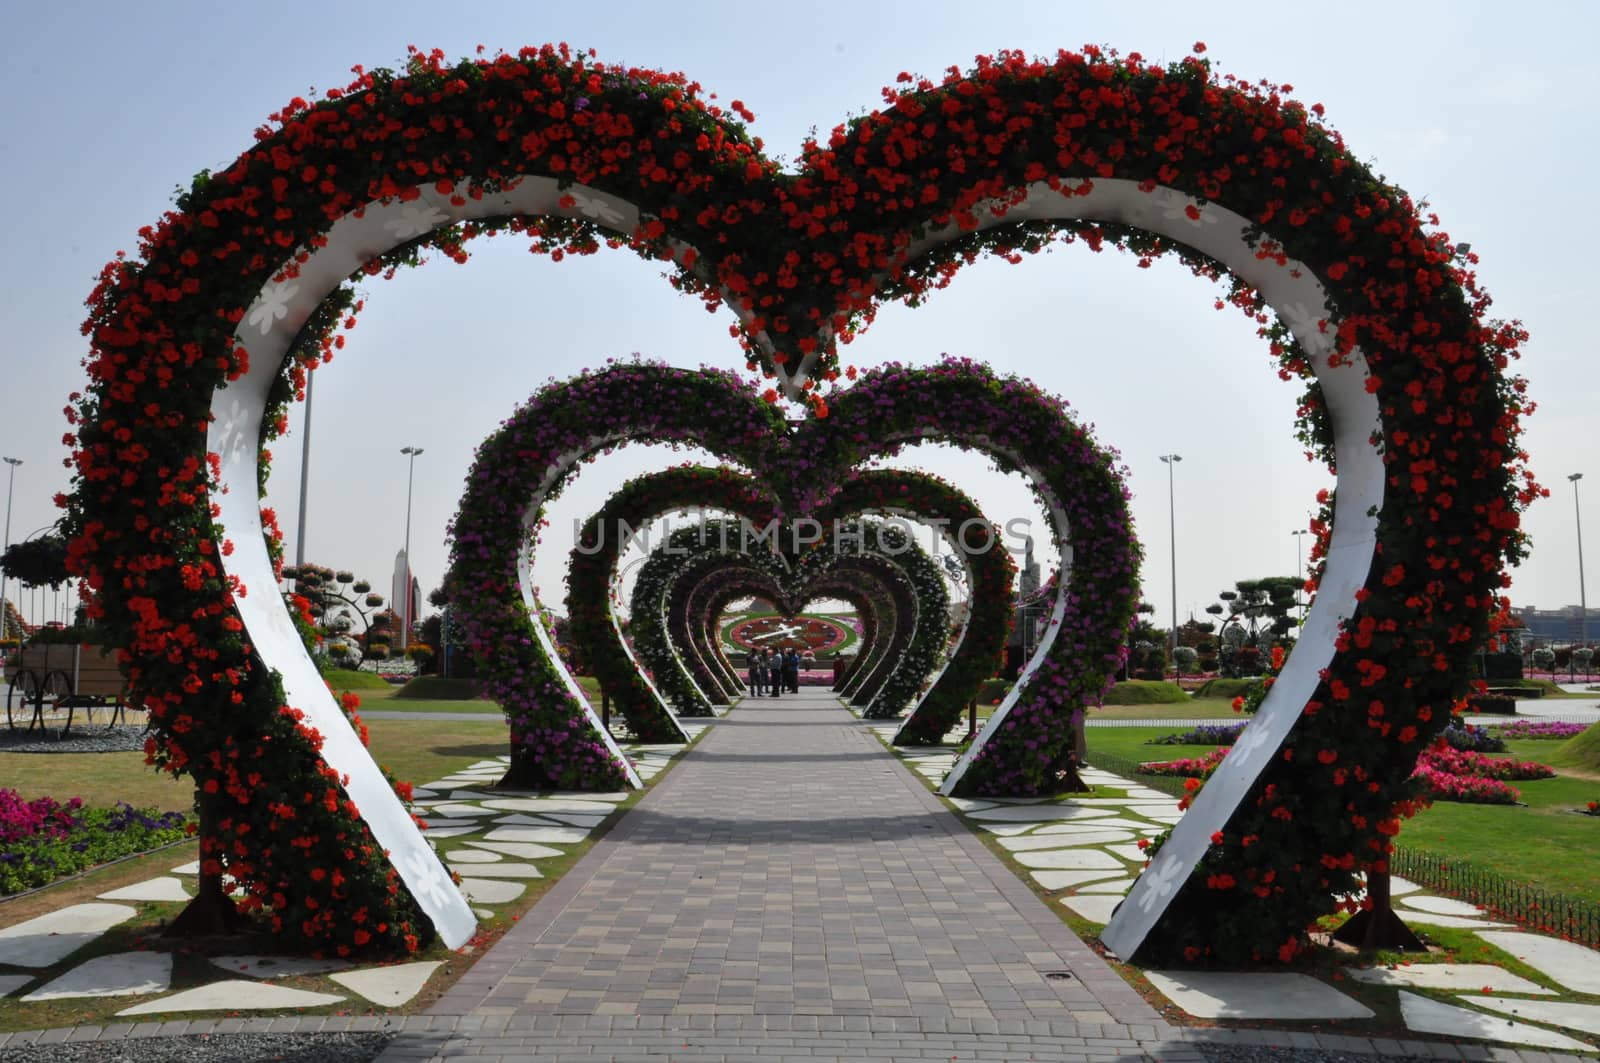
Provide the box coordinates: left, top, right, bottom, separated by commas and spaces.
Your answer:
727, 613, 851, 653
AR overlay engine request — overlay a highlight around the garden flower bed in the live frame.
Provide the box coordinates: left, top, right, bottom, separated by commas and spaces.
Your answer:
0, 788, 189, 895
1491, 720, 1589, 740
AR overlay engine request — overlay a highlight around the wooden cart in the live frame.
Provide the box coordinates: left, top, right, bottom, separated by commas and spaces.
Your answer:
2, 641, 131, 735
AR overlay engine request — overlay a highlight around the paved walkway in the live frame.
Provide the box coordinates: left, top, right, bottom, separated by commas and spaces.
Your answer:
376, 689, 1196, 1061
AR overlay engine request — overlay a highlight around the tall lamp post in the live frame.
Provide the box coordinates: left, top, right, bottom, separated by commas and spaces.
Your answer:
1570, 473, 1588, 646
1159, 454, 1182, 675
295, 372, 314, 570
1291, 528, 1310, 621
399, 447, 424, 651
1, 457, 20, 640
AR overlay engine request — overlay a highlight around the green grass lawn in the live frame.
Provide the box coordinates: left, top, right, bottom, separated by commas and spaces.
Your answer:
1084, 724, 1600, 908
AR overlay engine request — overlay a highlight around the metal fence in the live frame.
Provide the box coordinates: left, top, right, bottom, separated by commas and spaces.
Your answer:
1390, 847, 1600, 949
1083, 751, 1600, 949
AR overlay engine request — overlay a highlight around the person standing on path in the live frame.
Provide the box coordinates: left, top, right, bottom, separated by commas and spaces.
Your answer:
746, 649, 768, 697
783, 646, 800, 692
766, 648, 782, 697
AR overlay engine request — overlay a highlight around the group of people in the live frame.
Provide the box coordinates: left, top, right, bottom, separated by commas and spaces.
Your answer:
746, 647, 802, 696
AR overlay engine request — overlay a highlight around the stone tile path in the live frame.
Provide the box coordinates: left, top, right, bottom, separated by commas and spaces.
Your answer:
423, 690, 1167, 1031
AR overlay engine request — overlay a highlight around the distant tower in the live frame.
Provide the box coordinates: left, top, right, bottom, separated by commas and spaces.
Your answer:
1020, 535, 1040, 596
392, 549, 417, 649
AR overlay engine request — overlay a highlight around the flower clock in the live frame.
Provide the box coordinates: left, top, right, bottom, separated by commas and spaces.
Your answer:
63, 42, 1533, 965
727, 615, 851, 655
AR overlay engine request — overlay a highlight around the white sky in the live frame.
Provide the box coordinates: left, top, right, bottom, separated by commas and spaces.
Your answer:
1, 1, 1595, 631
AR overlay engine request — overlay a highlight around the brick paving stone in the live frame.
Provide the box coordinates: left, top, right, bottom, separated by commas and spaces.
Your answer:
369, 692, 1197, 1060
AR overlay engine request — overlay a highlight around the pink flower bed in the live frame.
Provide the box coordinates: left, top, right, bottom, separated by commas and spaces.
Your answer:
1139, 747, 1229, 779
1417, 747, 1554, 781
1412, 764, 1520, 804
1492, 720, 1588, 740
0, 789, 83, 845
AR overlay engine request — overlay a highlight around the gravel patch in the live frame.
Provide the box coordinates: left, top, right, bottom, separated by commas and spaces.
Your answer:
1199, 1050, 1390, 1063
0, 722, 148, 754
0, 1032, 391, 1063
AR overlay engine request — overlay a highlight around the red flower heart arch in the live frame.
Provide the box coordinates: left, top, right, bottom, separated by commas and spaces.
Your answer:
62, 43, 1536, 964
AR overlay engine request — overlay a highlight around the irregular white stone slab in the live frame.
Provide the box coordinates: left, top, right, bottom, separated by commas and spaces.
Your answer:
0, 904, 136, 968
1400, 912, 1513, 929
1041, 796, 1137, 806
420, 827, 476, 840
211, 954, 352, 979
483, 798, 618, 814
117, 980, 345, 1016
485, 825, 590, 845
1398, 991, 1592, 1050
945, 798, 998, 812
1390, 875, 1422, 896
410, 787, 439, 799
420, 817, 482, 830
1400, 894, 1487, 917
427, 803, 494, 818
998, 830, 1134, 852
1345, 964, 1555, 995
1122, 802, 1184, 816
458, 878, 527, 904
1024, 870, 1126, 890
1034, 817, 1154, 833
1139, 810, 1185, 824
467, 759, 508, 770
22, 952, 172, 1001
445, 790, 495, 800
170, 861, 201, 875
493, 813, 566, 827
0, 974, 32, 996
967, 805, 1116, 823
536, 812, 609, 828
1469, 996, 1600, 1037
1147, 971, 1373, 1020
329, 960, 441, 1006
970, 822, 1039, 837
443, 849, 503, 863
1477, 932, 1600, 994
1060, 894, 1124, 922
977, 796, 1049, 805
1012, 849, 1124, 870
1079, 878, 1136, 894
98, 877, 193, 903
447, 861, 542, 879
1123, 788, 1179, 801
467, 841, 565, 860
1106, 844, 1150, 864
473, 908, 496, 920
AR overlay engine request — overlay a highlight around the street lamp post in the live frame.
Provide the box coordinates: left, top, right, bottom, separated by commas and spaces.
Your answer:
1570, 473, 1587, 646
295, 372, 314, 570
399, 447, 424, 652
1159, 454, 1182, 676
1291, 529, 1310, 620
1, 457, 20, 640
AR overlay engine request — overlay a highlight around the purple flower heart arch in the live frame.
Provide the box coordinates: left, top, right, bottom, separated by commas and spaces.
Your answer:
61, 42, 1534, 962
565, 465, 1013, 738
446, 357, 1133, 789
